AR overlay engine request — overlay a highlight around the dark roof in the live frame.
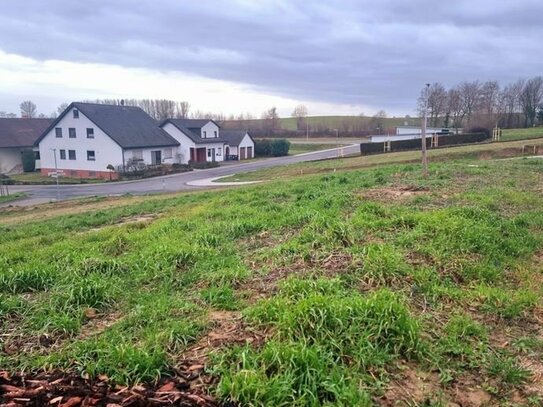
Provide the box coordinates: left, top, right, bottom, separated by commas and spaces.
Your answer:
161, 119, 227, 145
0, 118, 53, 148
220, 130, 253, 147
36, 103, 179, 149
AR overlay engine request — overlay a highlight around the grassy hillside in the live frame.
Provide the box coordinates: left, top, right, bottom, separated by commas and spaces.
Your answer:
502, 127, 543, 142
1, 154, 542, 406
277, 116, 420, 131
223, 115, 420, 133
221, 138, 543, 182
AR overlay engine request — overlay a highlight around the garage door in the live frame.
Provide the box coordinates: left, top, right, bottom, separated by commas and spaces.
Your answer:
240, 147, 246, 160
247, 146, 253, 158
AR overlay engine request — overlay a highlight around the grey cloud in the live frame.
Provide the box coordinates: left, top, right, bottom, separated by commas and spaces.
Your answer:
1, 0, 542, 113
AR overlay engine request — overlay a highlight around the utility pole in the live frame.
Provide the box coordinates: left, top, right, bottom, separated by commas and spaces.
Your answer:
421, 83, 430, 178
52, 148, 60, 201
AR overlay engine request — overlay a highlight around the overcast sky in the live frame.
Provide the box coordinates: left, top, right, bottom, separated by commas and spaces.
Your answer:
1, 0, 542, 117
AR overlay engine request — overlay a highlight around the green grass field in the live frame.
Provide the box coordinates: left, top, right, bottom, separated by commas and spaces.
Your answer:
501, 127, 543, 142
227, 115, 418, 133
277, 116, 417, 131
220, 139, 543, 182
1, 153, 542, 405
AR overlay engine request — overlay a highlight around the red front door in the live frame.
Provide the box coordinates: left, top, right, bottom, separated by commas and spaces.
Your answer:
196, 148, 206, 162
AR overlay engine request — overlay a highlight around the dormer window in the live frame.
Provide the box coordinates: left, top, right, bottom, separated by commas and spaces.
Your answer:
203, 131, 207, 138
214, 131, 217, 138
73, 109, 79, 119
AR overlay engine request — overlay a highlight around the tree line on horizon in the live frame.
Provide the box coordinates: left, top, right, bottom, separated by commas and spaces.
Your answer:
3, 76, 542, 137
417, 77, 543, 132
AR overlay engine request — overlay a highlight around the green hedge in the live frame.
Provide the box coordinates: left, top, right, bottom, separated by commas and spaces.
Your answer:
255, 139, 291, 157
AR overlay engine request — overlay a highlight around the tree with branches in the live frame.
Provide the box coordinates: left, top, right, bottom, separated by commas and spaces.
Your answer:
20, 101, 37, 118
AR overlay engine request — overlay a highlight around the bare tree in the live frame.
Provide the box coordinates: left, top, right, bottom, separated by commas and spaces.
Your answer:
369, 110, 387, 133
474, 80, 501, 128
447, 87, 464, 134
520, 76, 543, 127
291, 104, 308, 131
178, 101, 190, 119
0, 111, 17, 118
261, 107, 280, 135
459, 81, 481, 126
417, 83, 447, 127
57, 103, 69, 116
500, 79, 525, 128
20, 100, 37, 118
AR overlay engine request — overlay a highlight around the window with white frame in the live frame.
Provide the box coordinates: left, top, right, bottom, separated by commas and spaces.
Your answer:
73, 109, 79, 119
86, 128, 94, 138
59, 149, 66, 160
132, 150, 143, 160
207, 149, 211, 157
68, 150, 76, 160
87, 150, 96, 161
163, 148, 172, 159
214, 131, 217, 138
55, 127, 62, 138
69, 128, 76, 138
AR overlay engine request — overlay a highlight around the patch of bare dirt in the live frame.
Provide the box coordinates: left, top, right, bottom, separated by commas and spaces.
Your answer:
180, 310, 267, 364
451, 385, 492, 407
361, 185, 430, 202
2, 310, 124, 358
241, 250, 359, 302
378, 366, 445, 406
519, 355, 543, 396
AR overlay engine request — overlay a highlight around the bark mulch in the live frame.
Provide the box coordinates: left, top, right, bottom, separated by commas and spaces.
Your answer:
0, 362, 228, 407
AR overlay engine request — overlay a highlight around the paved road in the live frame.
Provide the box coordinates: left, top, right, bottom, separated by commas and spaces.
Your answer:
3, 144, 359, 206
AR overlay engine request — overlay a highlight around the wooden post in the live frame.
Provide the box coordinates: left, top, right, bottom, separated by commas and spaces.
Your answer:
384, 140, 391, 152
421, 84, 430, 177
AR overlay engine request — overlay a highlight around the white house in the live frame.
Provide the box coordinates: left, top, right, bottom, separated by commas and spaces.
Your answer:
160, 119, 227, 164
36, 102, 180, 179
220, 130, 255, 160
0, 118, 52, 174
34, 103, 258, 179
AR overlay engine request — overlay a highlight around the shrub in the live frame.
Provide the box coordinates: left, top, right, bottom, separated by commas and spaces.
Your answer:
21, 149, 36, 172
189, 160, 220, 169
467, 126, 491, 137
270, 139, 291, 156
254, 139, 290, 157
171, 163, 191, 171
254, 139, 272, 157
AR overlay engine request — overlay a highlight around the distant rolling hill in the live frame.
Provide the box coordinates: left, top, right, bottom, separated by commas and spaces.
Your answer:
221, 115, 422, 136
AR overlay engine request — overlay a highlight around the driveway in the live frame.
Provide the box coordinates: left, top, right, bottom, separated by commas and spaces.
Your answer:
2, 144, 359, 207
